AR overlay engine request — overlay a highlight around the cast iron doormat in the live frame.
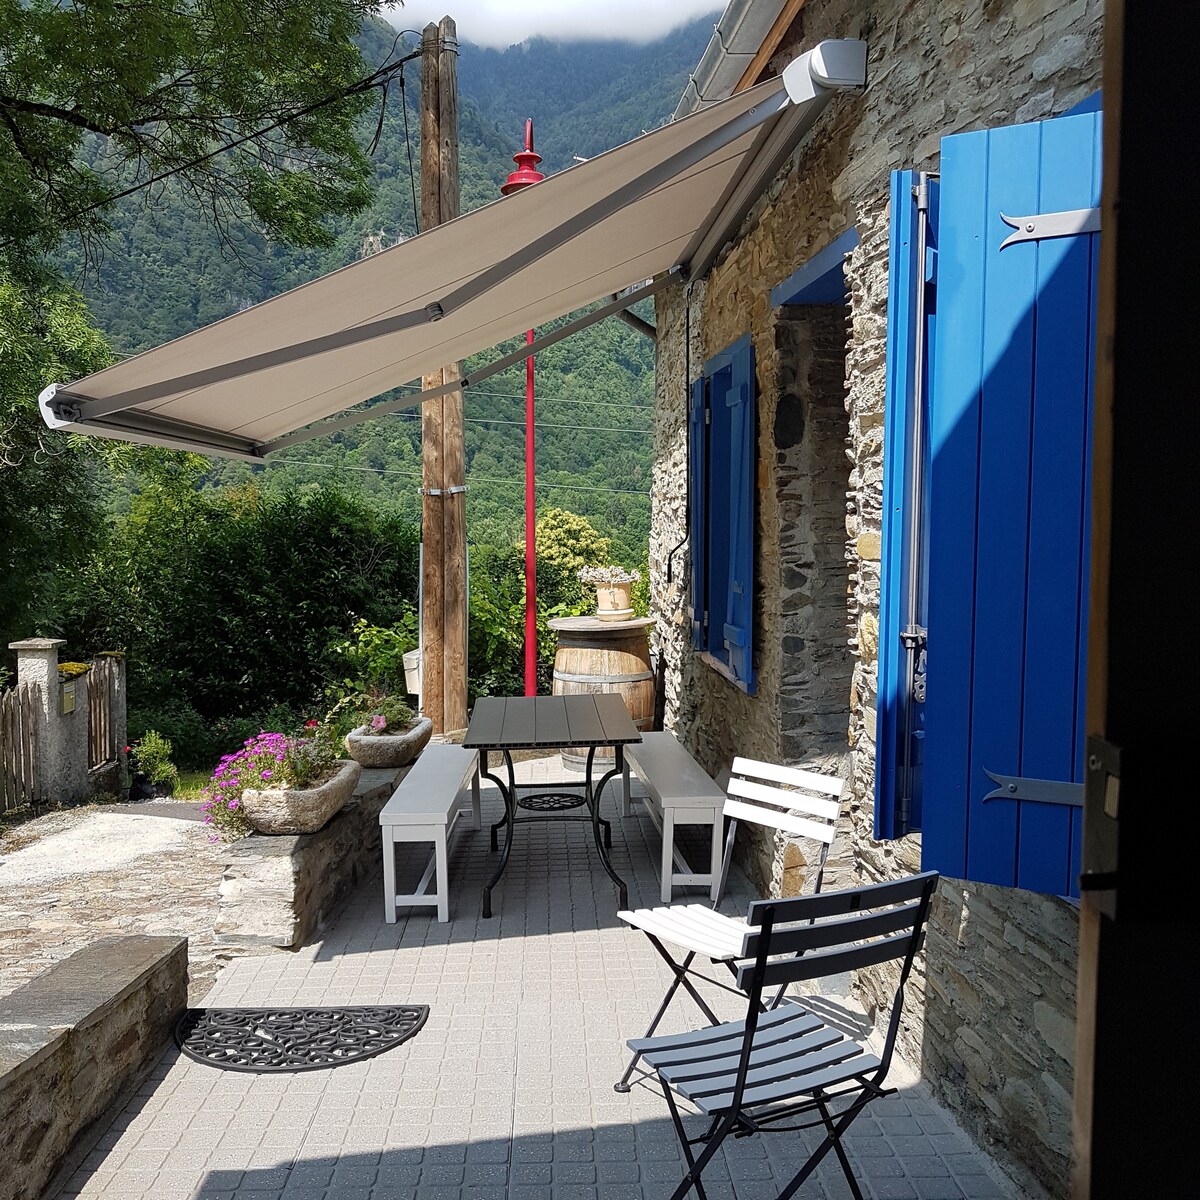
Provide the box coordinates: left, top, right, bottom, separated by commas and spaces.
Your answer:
175, 1005, 429, 1072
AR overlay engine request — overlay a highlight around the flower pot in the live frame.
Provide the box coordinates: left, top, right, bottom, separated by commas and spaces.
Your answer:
128, 772, 155, 803
344, 716, 433, 769
595, 582, 634, 622
240, 758, 362, 835
153, 777, 176, 798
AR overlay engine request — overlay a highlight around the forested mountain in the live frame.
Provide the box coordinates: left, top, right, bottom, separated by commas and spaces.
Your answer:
58, 13, 716, 565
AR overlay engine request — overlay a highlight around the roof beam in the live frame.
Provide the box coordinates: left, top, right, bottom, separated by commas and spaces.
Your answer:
734, 0, 810, 93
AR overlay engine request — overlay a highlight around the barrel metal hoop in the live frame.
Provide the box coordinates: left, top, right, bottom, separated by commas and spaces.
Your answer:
552, 670, 654, 684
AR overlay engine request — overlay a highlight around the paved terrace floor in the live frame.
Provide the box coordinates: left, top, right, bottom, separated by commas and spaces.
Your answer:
52, 757, 1018, 1200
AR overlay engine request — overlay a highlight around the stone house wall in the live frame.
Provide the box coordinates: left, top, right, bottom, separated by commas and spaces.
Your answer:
649, 0, 1102, 1193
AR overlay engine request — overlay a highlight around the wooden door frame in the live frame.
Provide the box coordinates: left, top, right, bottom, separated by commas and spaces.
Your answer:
1073, 1, 1198, 1193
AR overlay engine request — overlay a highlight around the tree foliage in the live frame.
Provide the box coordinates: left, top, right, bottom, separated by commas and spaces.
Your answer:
62, 475, 421, 766
0, 0, 387, 273
0, 271, 113, 648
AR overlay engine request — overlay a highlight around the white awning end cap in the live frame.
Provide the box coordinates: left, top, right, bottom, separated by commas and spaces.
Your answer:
783, 39, 867, 105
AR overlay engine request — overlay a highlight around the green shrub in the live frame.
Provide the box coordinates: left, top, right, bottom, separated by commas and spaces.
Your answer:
129, 729, 177, 785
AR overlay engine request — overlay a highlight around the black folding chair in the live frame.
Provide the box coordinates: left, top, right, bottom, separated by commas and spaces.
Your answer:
629, 870, 939, 1200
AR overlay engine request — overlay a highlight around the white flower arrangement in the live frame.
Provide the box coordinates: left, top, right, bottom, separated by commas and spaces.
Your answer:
577, 565, 642, 586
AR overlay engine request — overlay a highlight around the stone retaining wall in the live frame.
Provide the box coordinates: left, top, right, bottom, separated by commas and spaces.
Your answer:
214, 767, 401, 950
0, 935, 186, 1200
651, 0, 1101, 1192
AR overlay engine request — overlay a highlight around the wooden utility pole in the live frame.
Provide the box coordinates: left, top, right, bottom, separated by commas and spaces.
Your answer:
419, 17, 467, 734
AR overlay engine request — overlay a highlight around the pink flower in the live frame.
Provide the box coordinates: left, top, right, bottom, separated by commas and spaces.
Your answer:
370, 713, 388, 733
227, 799, 239, 810
260, 770, 272, 779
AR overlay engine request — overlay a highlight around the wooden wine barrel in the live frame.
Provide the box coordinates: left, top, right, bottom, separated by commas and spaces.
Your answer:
548, 616, 655, 767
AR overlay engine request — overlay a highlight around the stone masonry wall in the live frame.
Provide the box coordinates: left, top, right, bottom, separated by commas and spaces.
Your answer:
650, 1, 1101, 1193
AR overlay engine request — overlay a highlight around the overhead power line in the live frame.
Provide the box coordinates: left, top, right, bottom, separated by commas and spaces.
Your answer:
393, 382, 653, 412
259, 456, 650, 497
387, 411, 650, 436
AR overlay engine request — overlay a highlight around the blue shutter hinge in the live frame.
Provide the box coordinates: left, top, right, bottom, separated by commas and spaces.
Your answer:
982, 769, 1085, 808
899, 624, 926, 650
999, 207, 1100, 250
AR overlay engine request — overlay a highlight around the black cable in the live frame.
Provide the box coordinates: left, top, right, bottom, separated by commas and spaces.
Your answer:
666, 283, 693, 584
2, 45, 423, 243
388, 411, 650, 436
367, 78, 388, 156
399, 64, 420, 234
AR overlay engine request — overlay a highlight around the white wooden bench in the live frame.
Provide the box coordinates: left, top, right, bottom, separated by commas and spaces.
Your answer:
621, 731, 726, 903
380, 744, 480, 923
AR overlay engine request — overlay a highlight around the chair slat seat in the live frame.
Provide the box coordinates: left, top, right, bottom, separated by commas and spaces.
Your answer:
635, 1009, 825, 1066
659, 1023, 844, 1082
637, 1005, 881, 1115
618, 903, 748, 961
627, 1001, 806, 1054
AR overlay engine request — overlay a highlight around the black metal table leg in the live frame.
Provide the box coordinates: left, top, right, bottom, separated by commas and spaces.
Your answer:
588, 744, 629, 910
482, 750, 518, 919
483, 749, 511, 851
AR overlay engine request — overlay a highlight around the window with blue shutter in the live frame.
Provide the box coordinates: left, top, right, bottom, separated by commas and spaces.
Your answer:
688, 335, 757, 693
876, 110, 1101, 899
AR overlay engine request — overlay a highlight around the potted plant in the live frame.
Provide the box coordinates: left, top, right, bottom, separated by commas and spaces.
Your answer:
127, 730, 178, 801
324, 617, 432, 769
200, 729, 360, 839
333, 691, 433, 769
578, 565, 642, 621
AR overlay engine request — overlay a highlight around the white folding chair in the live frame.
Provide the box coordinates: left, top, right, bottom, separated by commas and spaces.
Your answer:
614, 756, 845, 1093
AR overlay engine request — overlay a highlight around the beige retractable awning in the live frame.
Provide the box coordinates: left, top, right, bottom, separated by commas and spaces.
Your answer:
39, 41, 865, 460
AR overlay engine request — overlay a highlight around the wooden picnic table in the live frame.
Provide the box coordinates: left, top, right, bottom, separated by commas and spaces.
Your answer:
462, 693, 641, 916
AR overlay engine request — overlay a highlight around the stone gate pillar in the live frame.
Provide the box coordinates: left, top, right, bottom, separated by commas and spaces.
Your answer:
9, 637, 90, 806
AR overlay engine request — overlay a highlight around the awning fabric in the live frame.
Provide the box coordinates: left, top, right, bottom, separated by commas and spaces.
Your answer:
39, 40, 865, 460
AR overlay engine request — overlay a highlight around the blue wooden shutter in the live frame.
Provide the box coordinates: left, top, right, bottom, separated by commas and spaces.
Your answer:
687, 375, 707, 649
921, 112, 1100, 898
722, 337, 756, 691
876, 170, 937, 838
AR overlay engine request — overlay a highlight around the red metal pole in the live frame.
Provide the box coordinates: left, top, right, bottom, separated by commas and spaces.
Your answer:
524, 328, 536, 695
501, 121, 545, 697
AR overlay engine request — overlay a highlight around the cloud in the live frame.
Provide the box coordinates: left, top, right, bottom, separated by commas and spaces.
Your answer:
384, 1, 722, 49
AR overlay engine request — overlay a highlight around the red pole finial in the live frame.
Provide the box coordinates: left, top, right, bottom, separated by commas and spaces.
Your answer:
501, 120, 545, 195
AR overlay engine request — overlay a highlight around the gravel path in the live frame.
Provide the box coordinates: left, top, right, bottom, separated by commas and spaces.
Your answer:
0, 805, 229, 1004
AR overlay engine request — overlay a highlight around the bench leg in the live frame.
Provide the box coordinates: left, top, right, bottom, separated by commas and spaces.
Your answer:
471, 764, 481, 829
382, 829, 397, 924
435, 832, 449, 923
710, 809, 723, 902
661, 809, 676, 905
621, 760, 631, 818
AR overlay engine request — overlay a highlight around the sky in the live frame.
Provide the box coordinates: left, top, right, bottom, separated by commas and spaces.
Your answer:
385, 1, 723, 49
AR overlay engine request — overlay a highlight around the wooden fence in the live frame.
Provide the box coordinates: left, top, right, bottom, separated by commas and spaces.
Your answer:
1, 682, 40, 814
88, 656, 119, 769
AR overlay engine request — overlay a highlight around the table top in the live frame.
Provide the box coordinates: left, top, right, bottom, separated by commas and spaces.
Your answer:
462, 693, 642, 751
547, 616, 655, 634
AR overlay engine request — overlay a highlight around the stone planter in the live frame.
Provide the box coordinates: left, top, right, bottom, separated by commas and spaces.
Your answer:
344, 716, 433, 768
240, 758, 362, 835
